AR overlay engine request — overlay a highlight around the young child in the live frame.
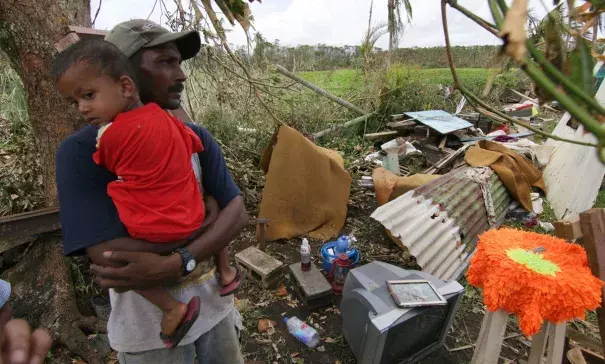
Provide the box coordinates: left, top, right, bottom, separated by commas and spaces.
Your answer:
52, 39, 245, 348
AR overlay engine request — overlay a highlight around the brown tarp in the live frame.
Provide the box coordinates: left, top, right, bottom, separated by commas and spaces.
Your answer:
372, 167, 441, 206
257, 125, 352, 241
465, 140, 545, 211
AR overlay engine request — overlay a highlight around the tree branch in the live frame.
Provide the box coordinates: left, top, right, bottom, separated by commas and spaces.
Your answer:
92, 0, 102, 27
441, 0, 598, 148
199, 0, 284, 125
446, 0, 498, 36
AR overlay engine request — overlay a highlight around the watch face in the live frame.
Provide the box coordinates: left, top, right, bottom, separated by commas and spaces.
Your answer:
186, 259, 196, 272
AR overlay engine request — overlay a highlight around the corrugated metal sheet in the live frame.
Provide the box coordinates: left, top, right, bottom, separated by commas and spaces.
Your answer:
404, 110, 473, 134
371, 166, 512, 281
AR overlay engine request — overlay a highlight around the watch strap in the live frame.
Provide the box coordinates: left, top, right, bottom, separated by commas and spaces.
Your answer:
175, 247, 196, 276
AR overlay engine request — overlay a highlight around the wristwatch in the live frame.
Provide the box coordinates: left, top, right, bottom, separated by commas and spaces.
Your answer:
175, 247, 197, 276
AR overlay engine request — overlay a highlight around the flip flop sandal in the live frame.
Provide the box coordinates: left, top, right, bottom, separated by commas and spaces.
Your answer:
219, 265, 248, 297
159, 296, 201, 349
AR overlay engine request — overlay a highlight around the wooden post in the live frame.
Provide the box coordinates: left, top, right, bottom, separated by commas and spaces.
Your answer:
546, 322, 567, 364
580, 208, 605, 356
553, 217, 582, 241
528, 322, 550, 364
471, 310, 508, 364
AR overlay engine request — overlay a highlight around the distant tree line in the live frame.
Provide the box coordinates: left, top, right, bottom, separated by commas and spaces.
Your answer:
391, 45, 501, 68
234, 35, 501, 71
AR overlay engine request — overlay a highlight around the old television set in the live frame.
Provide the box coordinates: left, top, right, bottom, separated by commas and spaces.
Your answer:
340, 262, 464, 364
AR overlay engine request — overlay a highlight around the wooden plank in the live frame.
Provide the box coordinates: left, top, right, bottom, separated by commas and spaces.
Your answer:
0, 207, 60, 241
567, 347, 589, 364
424, 144, 469, 175
546, 322, 567, 364
364, 131, 399, 140
580, 208, 605, 356
67, 26, 107, 38
439, 136, 447, 151
510, 89, 538, 104
529, 322, 550, 364
54, 32, 80, 52
386, 120, 417, 130
567, 327, 605, 354
471, 309, 494, 364
554, 217, 583, 241
471, 310, 508, 364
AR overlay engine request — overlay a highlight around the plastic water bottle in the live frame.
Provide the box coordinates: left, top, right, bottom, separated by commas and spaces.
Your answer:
284, 316, 320, 348
301, 238, 311, 271
335, 235, 357, 254
334, 235, 349, 254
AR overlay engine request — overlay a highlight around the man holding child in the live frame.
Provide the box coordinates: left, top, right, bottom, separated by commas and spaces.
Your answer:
55, 19, 247, 364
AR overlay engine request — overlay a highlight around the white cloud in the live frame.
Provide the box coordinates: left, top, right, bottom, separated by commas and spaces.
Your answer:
90, 0, 554, 49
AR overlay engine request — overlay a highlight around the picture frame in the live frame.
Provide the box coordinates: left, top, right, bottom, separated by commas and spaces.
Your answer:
386, 279, 448, 308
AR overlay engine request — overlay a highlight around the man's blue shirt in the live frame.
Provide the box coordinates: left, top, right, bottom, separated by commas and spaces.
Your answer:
55, 122, 241, 255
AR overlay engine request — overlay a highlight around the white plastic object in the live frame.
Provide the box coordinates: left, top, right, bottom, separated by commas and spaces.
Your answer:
284, 316, 320, 348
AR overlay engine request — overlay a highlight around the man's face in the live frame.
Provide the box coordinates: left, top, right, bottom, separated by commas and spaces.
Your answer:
136, 42, 186, 110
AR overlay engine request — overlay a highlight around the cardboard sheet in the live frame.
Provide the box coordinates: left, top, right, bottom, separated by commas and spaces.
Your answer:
257, 125, 352, 241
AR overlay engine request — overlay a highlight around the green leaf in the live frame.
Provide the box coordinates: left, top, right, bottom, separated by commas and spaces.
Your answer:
569, 36, 596, 105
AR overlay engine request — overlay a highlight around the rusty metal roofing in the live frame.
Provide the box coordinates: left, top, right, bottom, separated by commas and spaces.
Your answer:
371, 166, 512, 281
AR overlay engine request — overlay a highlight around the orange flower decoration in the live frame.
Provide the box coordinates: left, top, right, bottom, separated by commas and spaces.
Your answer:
467, 228, 604, 336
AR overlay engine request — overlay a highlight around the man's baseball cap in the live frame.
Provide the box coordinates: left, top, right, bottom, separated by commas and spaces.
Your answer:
105, 19, 201, 60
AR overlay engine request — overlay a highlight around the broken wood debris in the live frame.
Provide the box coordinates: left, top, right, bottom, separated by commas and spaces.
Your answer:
423, 145, 470, 175
313, 113, 375, 139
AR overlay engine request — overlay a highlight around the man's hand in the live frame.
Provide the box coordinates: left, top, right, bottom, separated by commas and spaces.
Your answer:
91, 251, 182, 291
89, 195, 247, 291
88, 196, 222, 291
1, 319, 51, 364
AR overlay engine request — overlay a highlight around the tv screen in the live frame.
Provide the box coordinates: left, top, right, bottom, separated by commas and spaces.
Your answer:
380, 304, 450, 364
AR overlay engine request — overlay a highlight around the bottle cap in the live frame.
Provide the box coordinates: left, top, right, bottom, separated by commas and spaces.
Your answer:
283, 316, 289, 323
302, 238, 309, 247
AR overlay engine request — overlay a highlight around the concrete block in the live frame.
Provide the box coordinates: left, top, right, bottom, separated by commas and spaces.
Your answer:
235, 246, 284, 289
289, 263, 333, 308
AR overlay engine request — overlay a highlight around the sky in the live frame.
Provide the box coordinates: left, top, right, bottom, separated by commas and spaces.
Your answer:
90, 0, 556, 49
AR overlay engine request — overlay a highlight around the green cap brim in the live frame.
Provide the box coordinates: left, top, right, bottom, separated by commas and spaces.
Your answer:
144, 30, 201, 61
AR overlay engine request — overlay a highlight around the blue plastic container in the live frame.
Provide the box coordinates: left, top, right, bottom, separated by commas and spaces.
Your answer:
320, 242, 360, 272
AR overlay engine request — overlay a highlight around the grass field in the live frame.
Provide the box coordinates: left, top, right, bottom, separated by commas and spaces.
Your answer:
299, 67, 525, 97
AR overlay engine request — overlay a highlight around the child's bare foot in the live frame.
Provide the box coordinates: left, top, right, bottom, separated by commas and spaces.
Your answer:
219, 266, 238, 286
160, 302, 188, 336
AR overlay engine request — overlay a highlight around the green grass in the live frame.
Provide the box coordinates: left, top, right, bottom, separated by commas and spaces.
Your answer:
595, 189, 605, 208
299, 67, 526, 98
299, 69, 365, 97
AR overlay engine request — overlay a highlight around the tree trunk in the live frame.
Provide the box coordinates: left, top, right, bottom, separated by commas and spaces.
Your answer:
2, 238, 105, 364
0, 1, 103, 363
387, 0, 395, 68
0, 0, 90, 205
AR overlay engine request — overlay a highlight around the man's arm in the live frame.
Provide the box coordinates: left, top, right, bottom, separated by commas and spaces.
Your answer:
90, 196, 247, 289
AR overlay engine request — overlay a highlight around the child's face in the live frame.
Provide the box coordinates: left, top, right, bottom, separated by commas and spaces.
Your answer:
56, 62, 132, 127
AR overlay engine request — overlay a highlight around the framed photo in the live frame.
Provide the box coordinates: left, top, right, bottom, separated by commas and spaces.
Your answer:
386, 279, 447, 308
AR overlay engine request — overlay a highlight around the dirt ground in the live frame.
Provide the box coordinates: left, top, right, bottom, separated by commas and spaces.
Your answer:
230, 184, 538, 364
60, 174, 602, 364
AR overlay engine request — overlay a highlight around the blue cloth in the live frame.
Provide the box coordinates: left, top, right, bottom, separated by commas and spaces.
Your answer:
56, 122, 241, 256
0, 279, 11, 308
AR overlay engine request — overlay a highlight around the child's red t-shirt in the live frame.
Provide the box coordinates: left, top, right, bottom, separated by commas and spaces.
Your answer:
93, 103, 205, 242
